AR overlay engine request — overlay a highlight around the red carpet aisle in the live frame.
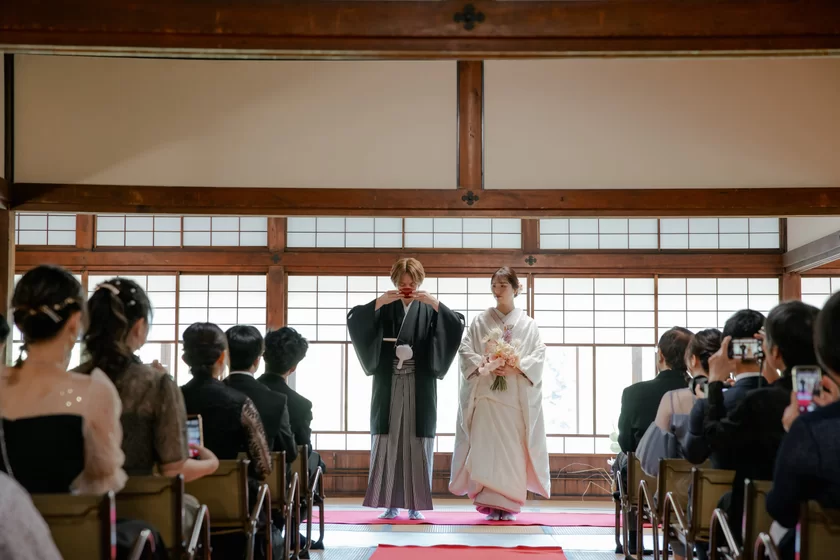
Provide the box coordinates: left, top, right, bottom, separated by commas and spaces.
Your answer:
308, 510, 614, 527
370, 545, 567, 560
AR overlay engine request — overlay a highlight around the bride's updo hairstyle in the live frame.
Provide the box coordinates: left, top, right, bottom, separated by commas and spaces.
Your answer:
492, 267, 522, 297
12, 265, 86, 349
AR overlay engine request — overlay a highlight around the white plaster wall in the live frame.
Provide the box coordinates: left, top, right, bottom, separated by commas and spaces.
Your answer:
486, 58, 840, 190
14, 56, 457, 189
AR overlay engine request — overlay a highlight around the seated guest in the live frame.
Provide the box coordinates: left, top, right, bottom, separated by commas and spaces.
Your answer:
638, 328, 721, 477
77, 278, 219, 540
702, 301, 819, 546
618, 327, 693, 454
259, 327, 325, 478
615, 326, 692, 554
0, 265, 127, 494
224, 325, 297, 464
78, 278, 219, 479
0, 266, 165, 559
180, 322, 272, 479
767, 293, 840, 560
0, 471, 62, 560
684, 309, 766, 466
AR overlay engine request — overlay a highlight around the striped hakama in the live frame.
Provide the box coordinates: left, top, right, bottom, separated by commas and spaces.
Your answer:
363, 359, 435, 511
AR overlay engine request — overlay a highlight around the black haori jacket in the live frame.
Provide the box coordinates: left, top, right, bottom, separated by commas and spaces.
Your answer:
347, 299, 464, 438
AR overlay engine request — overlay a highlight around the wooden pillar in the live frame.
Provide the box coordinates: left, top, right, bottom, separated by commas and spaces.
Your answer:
2, 54, 14, 363
522, 219, 539, 254
457, 61, 483, 190
781, 272, 802, 301
267, 266, 286, 331
266, 217, 287, 331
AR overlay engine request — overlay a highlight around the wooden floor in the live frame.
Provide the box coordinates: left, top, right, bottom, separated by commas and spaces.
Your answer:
306, 499, 655, 560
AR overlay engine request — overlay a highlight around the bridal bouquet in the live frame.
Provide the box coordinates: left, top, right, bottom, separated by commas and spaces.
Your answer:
481, 325, 521, 392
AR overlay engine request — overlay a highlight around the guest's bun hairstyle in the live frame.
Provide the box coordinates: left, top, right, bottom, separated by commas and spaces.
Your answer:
182, 322, 228, 378
658, 327, 693, 374
492, 267, 521, 297
12, 265, 85, 348
85, 277, 152, 382
390, 258, 425, 287
684, 328, 722, 374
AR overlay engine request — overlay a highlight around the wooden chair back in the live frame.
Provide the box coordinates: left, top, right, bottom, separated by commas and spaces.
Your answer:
291, 445, 310, 496
31, 492, 116, 560
117, 475, 183, 556
266, 451, 286, 510
627, 453, 656, 509
798, 501, 840, 560
658, 458, 696, 520
186, 459, 249, 531
741, 479, 773, 560
689, 468, 736, 541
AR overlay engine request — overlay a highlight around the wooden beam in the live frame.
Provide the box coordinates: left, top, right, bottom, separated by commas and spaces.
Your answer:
783, 230, 840, 273
75, 214, 94, 250
13, 183, 840, 218
268, 217, 286, 253
781, 272, 801, 301
1, 1, 840, 57
14, 248, 782, 276
457, 61, 482, 190
267, 265, 285, 331
523, 219, 539, 254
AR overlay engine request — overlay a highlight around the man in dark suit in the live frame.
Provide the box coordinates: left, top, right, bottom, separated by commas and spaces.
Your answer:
767, 294, 840, 560
258, 327, 325, 478
224, 325, 297, 465
700, 301, 820, 552
615, 326, 692, 555
684, 309, 767, 466
618, 327, 693, 454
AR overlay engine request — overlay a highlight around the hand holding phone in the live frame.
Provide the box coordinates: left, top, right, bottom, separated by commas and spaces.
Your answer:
728, 338, 763, 362
792, 366, 822, 414
186, 415, 204, 458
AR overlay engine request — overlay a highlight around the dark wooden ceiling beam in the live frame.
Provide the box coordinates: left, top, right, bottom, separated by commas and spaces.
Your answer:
15, 248, 781, 276
783, 230, 840, 273
12, 183, 840, 217
2, 1, 840, 57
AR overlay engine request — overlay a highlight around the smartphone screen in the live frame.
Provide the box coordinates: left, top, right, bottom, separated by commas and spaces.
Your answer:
186, 416, 203, 458
793, 366, 822, 414
729, 338, 762, 361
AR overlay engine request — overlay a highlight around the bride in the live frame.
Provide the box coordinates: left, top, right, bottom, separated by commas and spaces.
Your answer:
449, 267, 550, 520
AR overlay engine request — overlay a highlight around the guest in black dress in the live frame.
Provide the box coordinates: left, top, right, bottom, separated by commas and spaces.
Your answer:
0, 265, 126, 495
180, 322, 275, 559
0, 265, 166, 559
180, 322, 272, 479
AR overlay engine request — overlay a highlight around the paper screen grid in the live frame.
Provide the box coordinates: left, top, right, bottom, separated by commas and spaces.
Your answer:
286, 217, 522, 250
656, 277, 779, 337
801, 277, 840, 309
539, 218, 780, 250
15, 212, 77, 246
95, 215, 268, 247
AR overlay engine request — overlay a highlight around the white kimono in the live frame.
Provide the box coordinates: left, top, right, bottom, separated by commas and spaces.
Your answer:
449, 307, 551, 513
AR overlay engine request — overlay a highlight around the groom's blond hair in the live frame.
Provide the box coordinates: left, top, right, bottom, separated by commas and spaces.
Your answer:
390, 258, 425, 286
